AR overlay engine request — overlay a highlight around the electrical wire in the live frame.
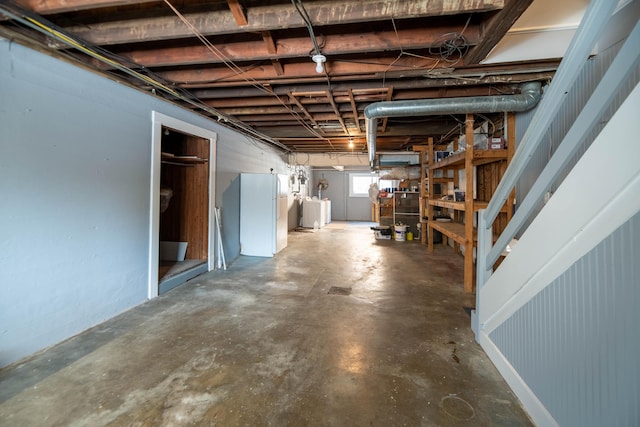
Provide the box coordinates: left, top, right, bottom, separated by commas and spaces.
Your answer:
162, 0, 330, 144
289, 0, 337, 138
0, 2, 293, 151
291, 0, 321, 56
381, 15, 472, 85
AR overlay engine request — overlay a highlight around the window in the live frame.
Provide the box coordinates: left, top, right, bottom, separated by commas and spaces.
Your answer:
349, 173, 378, 197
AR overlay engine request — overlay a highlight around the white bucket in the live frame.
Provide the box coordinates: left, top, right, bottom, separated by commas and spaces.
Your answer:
394, 224, 408, 241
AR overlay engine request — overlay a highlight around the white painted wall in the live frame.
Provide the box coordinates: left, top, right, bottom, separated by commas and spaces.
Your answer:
0, 40, 289, 367
312, 169, 373, 221
484, 0, 588, 63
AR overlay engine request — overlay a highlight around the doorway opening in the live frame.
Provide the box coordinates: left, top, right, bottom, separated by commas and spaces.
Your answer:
159, 127, 209, 289
149, 112, 216, 298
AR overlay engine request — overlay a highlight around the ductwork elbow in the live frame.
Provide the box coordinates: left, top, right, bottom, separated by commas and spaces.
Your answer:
364, 81, 542, 171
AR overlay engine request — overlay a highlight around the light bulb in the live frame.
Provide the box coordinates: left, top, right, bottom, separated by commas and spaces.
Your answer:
312, 54, 326, 74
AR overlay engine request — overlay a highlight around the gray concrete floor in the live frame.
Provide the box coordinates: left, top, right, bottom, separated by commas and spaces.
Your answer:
0, 222, 532, 426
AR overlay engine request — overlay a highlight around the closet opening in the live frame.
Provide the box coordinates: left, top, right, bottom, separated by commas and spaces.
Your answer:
149, 112, 216, 298
158, 127, 209, 292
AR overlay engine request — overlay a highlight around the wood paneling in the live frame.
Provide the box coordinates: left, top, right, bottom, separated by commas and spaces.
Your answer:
160, 131, 209, 261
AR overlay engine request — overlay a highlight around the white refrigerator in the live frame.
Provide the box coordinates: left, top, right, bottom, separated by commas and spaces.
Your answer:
240, 173, 288, 257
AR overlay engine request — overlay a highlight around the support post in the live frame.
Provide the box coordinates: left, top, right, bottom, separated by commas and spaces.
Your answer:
464, 114, 475, 293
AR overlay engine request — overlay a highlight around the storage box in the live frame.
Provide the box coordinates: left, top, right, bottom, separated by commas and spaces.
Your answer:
371, 226, 392, 240
159, 241, 188, 261
374, 231, 392, 240
489, 137, 505, 149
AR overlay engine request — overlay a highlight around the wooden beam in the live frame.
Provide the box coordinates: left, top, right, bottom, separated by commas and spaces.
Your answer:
186, 60, 559, 94
464, 0, 534, 64
261, 31, 277, 54
218, 106, 293, 115
271, 60, 284, 76
13, 0, 157, 14
227, 0, 248, 26
427, 137, 435, 252
380, 88, 393, 133
62, 0, 503, 46
325, 91, 349, 134
347, 90, 361, 135
464, 114, 475, 293
109, 25, 479, 68
157, 57, 441, 85
288, 94, 322, 133
223, 114, 296, 122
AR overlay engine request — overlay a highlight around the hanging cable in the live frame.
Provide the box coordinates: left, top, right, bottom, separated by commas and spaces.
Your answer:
161, 0, 329, 142
0, 2, 293, 151
291, 0, 321, 56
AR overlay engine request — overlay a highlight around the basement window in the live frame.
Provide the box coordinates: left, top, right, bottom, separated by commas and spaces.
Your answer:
349, 173, 377, 197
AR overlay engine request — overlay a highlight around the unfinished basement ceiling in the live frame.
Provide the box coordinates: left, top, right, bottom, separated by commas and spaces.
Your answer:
0, 0, 564, 153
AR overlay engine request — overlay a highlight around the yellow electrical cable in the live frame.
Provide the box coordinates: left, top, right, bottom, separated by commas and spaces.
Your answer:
0, 5, 290, 149
24, 16, 182, 98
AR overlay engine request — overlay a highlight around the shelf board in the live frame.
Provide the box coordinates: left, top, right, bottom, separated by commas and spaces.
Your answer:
162, 153, 208, 165
432, 177, 452, 183
429, 221, 476, 246
428, 199, 508, 212
430, 149, 507, 170
429, 199, 488, 211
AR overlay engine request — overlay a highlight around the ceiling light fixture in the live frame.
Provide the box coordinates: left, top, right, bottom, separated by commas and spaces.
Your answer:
312, 54, 326, 74
291, 0, 326, 75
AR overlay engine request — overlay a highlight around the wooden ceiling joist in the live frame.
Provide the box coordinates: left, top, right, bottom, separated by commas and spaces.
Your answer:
226, 0, 248, 27
380, 88, 394, 134
13, 0, 158, 15
112, 25, 480, 68
60, 0, 504, 46
2, 0, 549, 154
157, 56, 443, 85
288, 94, 322, 134
325, 91, 349, 134
347, 90, 361, 135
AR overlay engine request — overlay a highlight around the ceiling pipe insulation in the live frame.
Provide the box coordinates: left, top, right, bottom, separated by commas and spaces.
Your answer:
363, 81, 543, 170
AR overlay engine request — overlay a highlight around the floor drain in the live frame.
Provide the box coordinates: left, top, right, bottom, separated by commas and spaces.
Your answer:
327, 286, 351, 295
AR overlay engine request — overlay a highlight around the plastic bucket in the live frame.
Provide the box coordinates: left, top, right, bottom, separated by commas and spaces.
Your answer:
394, 224, 408, 241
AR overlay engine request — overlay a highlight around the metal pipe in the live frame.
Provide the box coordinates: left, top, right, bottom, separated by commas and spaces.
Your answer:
364, 81, 542, 170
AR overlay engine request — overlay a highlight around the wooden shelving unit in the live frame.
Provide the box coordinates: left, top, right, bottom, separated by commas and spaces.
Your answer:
427, 113, 516, 293
413, 143, 429, 244
377, 195, 394, 227
393, 191, 420, 236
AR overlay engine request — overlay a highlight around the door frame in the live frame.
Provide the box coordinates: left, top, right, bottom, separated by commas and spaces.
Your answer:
148, 111, 217, 299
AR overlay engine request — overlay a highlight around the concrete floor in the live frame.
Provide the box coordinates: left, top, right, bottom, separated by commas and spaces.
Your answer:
0, 222, 532, 426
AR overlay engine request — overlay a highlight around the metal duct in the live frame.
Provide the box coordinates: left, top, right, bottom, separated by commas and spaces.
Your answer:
364, 81, 542, 170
